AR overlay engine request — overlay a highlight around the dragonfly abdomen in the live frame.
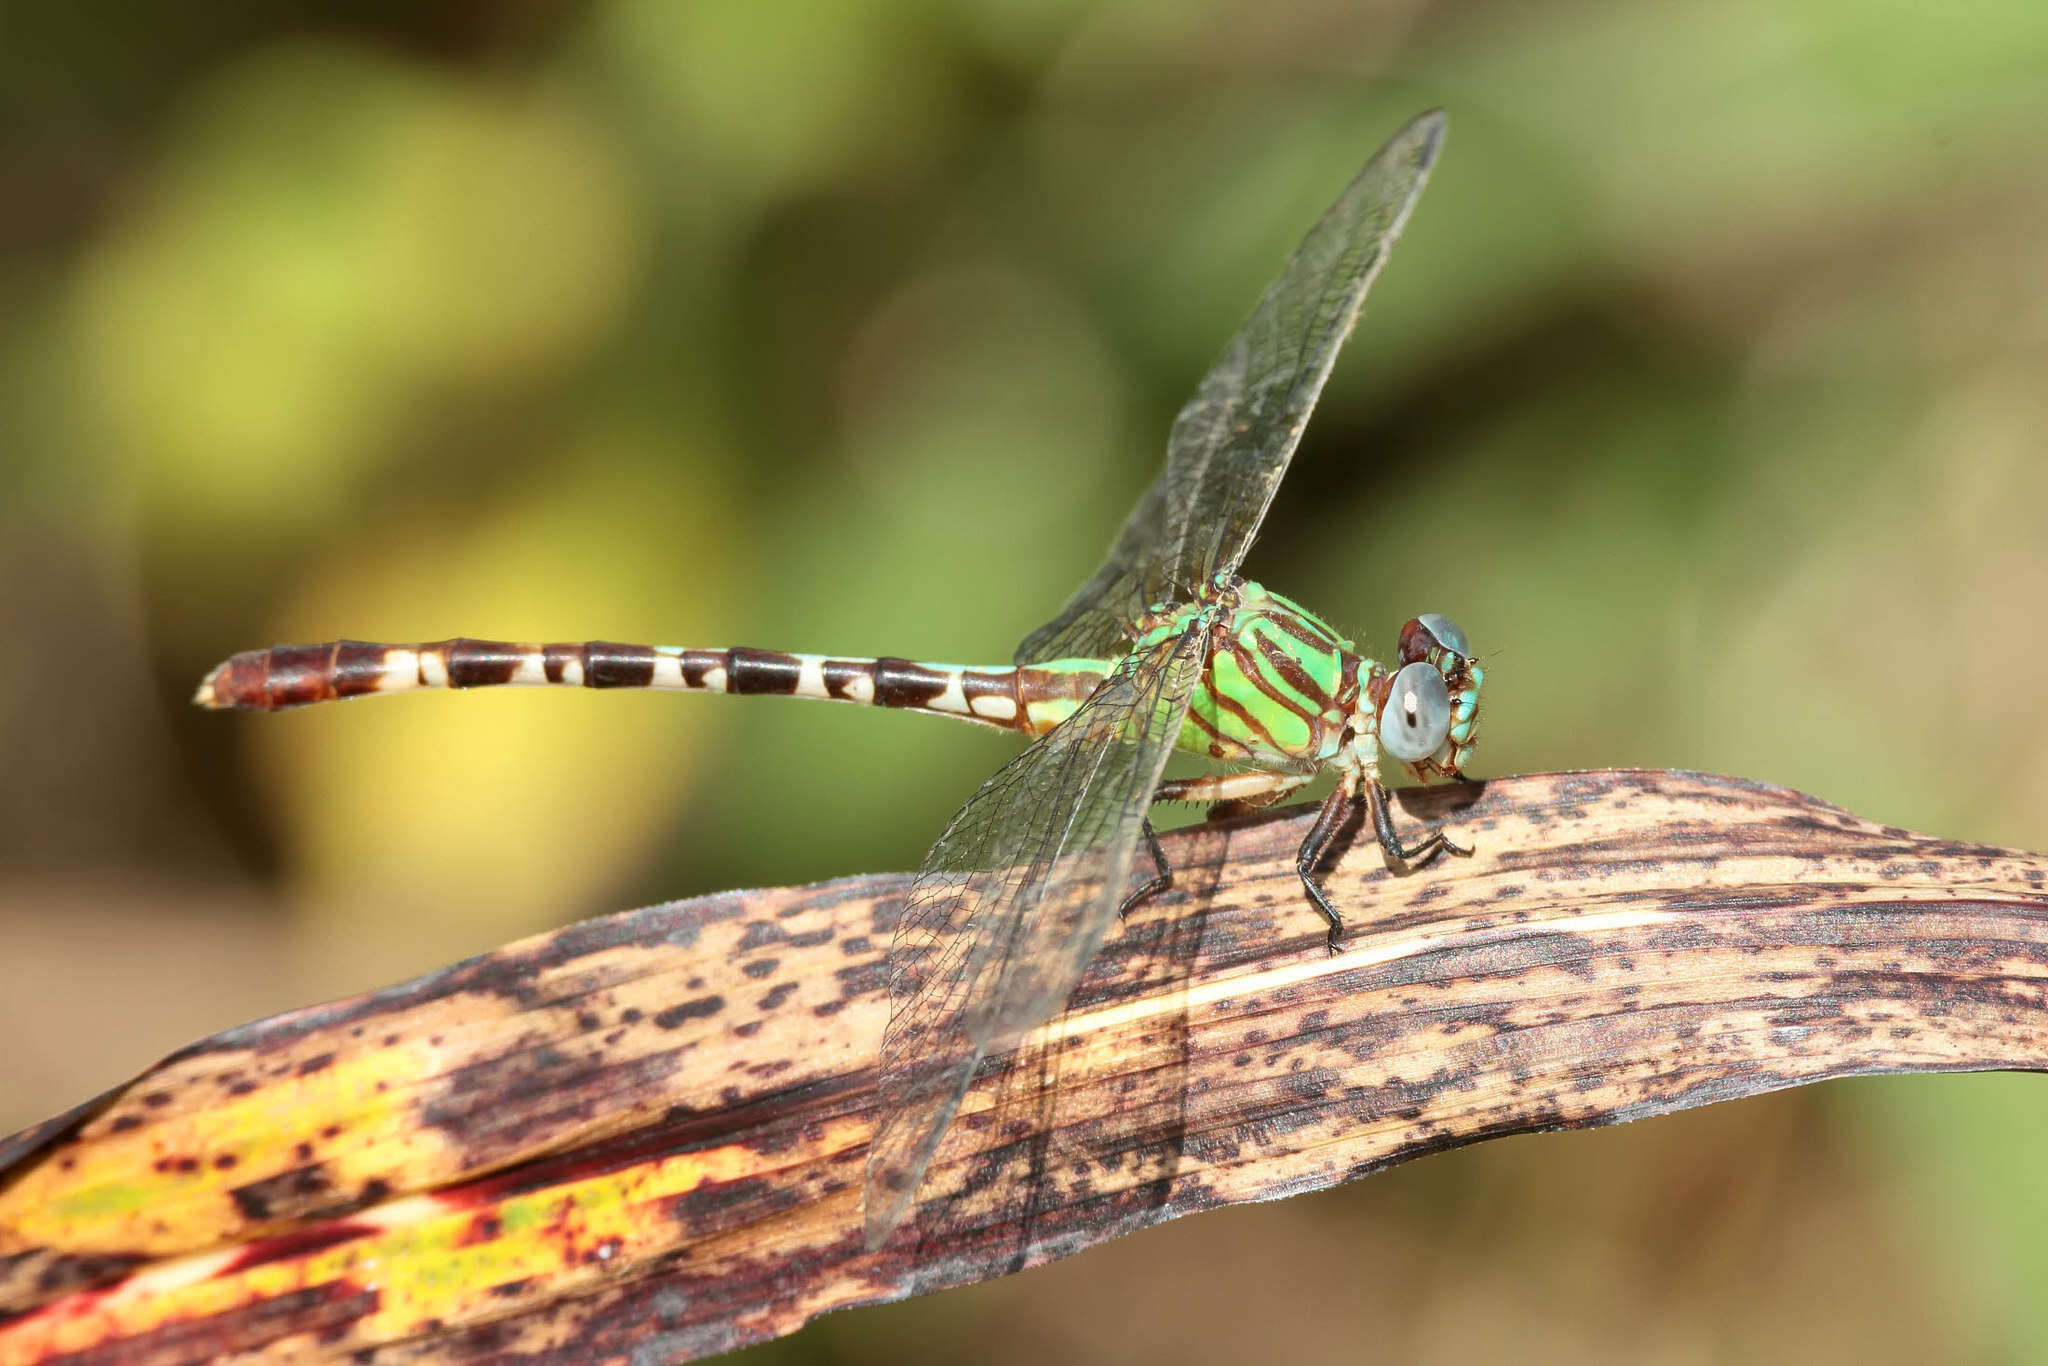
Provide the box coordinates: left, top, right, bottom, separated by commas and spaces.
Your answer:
194, 638, 1085, 732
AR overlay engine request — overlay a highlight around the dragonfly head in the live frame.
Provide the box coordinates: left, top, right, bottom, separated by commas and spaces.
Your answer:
1365, 613, 1482, 783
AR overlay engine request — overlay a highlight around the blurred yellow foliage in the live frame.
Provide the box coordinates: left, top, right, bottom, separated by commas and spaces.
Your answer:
69, 43, 638, 531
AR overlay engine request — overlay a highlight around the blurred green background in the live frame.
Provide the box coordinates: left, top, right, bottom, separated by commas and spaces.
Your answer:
4, 1, 2047, 1360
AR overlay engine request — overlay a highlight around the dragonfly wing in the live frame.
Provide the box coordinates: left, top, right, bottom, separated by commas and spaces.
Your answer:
1017, 110, 1446, 665
865, 623, 1206, 1247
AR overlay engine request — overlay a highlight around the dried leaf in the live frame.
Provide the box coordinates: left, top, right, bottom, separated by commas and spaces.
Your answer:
2, 770, 2044, 1363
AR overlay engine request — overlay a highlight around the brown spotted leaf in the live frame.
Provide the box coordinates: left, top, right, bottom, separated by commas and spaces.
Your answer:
2, 770, 2045, 1363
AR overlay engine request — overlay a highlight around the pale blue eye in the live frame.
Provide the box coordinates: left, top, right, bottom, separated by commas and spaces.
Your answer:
1379, 661, 1450, 762
1418, 613, 1468, 656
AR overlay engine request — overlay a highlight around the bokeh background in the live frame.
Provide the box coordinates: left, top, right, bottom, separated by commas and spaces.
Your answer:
5, 1, 2047, 1360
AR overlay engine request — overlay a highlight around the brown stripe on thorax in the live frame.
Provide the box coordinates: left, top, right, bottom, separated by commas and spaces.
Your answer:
1337, 652, 1363, 714
1184, 705, 1251, 761
1250, 631, 1336, 713
1262, 610, 1345, 655
1204, 644, 1284, 753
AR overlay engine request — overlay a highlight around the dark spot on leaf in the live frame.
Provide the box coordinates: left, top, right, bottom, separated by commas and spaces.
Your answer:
29, 1251, 148, 1299
738, 921, 788, 952
653, 997, 725, 1029
229, 1164, 337, 1223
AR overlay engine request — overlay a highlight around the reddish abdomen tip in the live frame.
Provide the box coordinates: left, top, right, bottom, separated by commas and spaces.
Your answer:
193, 641, 393, 711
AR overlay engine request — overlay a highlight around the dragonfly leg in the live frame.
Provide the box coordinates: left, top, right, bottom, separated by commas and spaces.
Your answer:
1367, 778, 1473, 866
1296, 784, 1358, 951
1120, 770, 1312, 922
1118, 819, 1173, 921
1154, 768, 1311, 819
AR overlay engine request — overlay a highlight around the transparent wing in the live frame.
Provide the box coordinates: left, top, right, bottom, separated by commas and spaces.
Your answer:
903, 817, 1212, 1260
1017, 110, 1446, 665
864, 623, 1206, 1247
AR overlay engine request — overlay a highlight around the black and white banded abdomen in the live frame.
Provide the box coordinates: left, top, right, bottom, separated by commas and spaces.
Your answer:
194, 638, 1096, 733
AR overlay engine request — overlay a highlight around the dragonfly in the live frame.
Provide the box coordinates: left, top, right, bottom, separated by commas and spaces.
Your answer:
194, 109, 1482, 1250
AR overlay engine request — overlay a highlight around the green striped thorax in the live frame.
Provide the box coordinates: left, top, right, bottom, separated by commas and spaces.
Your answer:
1117, 578, 1483, 784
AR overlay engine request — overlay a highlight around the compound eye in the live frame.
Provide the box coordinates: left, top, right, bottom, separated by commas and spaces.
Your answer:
1416, 613, 1469, 657
1379, 661, 1451, 762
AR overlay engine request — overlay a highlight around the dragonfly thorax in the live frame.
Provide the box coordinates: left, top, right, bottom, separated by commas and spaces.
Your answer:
1164, 579, 1360, 767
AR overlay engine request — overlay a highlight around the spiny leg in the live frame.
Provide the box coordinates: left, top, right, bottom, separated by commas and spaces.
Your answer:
1117, 819, 1173, 921
1367, 778, 1473, 866
1203, 775, 1314, 824
1205, 791, 1296, 823
1119, 769, 1313, 921
1295, 783, 1358, 950
1299, 779, 1474, 950
1155, 768, 1312, 817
